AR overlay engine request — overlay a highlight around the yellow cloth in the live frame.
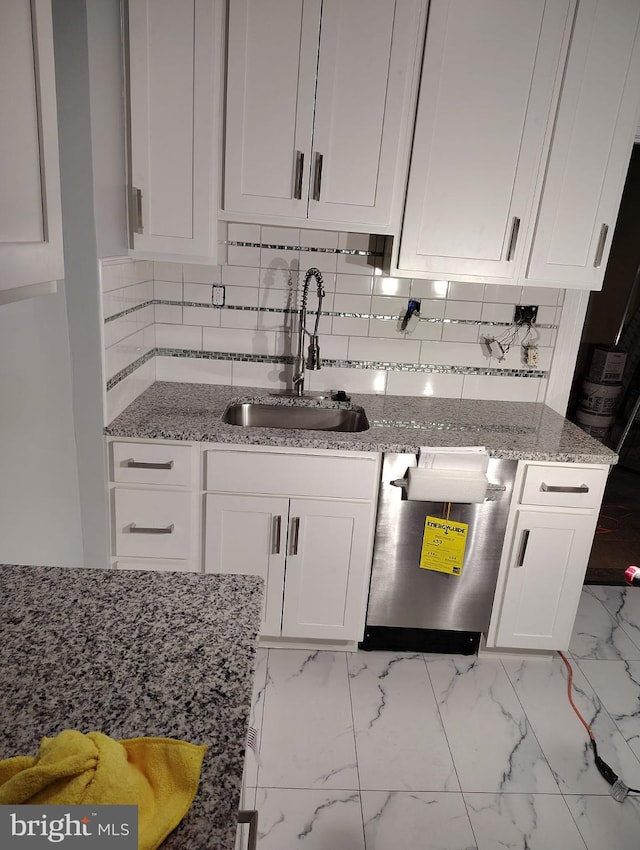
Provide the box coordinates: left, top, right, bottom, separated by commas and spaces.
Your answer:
0, 729, 206, 850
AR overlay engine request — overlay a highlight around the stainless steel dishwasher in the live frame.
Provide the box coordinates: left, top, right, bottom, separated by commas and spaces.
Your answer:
361, 453, 517, 654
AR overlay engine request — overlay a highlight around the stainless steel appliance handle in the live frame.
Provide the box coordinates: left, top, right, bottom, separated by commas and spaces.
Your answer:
289, 517, 300, 556
312, 152, 323, 201
540, 483, 589, 494
594, 223, 609, 268
126, 459, 174, 470
272, 515, 282, 555
506, 216, 520, 261
129, 523, 174, 535
515, 529, 530, 568
293, 150, 304, 200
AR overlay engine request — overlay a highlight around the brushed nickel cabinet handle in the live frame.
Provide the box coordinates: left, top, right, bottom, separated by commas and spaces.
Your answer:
594, 223, 609, 268
506, 216, 520, 261
515, 529, 530, 568
293, 150, 304, 200
129, 523, 174, 535
289, 516, 300, 556
272, 515, 282, 555
126, 459, 174, 470
312, 152, 323, 201
540, 483, 589, 494
131, 186, 143, 234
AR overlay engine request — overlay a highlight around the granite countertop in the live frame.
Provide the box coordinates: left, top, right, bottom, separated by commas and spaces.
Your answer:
0, 564, 263, 850
105, 381, 618, 464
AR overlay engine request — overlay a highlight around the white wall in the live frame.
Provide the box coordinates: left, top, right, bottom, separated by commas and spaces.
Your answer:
0, 286, 83, 566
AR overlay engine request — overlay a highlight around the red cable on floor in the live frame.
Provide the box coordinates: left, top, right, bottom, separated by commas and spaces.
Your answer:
558, 651, 595, 740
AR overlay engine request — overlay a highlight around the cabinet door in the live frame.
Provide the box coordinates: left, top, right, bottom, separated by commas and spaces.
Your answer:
128, 0, 219, 260
398, 0, 572, 281
223, 0, 321, 218
309, 0, 424, 229
281, 499, 373, 641
495, 509, 597, 651
204, 493, 288, 637
526, 0, 640, 289
0, 0, 63, 293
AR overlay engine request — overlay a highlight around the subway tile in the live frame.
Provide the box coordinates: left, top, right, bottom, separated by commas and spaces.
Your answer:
411, 321, 443, 342
222, 265, 260, 287
373, 276, 410, 298
184, 283, 214, 304
231, 360, 286, 389
299, 228, 339, 249
409, 279, 449, 299
258, 287, 297, 311
154, 280, 183, 301
105, 312, 138, 348
462, 374, 542, 402
314, 333, 349, 360
153, 261, 182, 282
335, 273, 374, 295
105, 328, 152, 381
338, 232, 371, 251
260, 266, 298, 291
537, 378, 549, 402
385, 370, 465, 398
331, 316, 370, 336
417, 299, 446, 320
154, 304, 182, 324
306, 366, 387, 395
444, 300, 483, 321
255, 309, 293, 332
227, 244, 261, 266
220, 309, 258, 330
136, 304, 155, 335
300, 250, 338, 275
100, 262, 123, 293
224, 286, 259, 308
228, 222, 261, 242
481, 302, 515, 323
336, 251, 375, 275
371, 295, 406, 317
334, 293, 372, 314
520, 285, 562, 306
260, 247, 301, 270
368, 318, 405, 339
182, 263, 221, 284
155, 323, 202, 350
420, 341, 488, 367
203, 326, 277, 356
448, 281, 485, 301
442, 322, 481, 343
348, 336, 421, 364
484, 283, 522, 303
106, 359, 155, 425
155, 355, 232, 385
182, 306, 222, 328
261, 226, 300, 245
537, 305, 557, 325
133, 260, 154, 283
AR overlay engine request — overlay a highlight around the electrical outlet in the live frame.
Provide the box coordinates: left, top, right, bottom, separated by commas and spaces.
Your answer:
514, 305, 538, 325
212, 285, 225, 307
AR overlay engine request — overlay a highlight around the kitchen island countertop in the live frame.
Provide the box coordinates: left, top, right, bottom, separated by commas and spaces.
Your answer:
0, 564, 263, 850
105, 381, 617, 464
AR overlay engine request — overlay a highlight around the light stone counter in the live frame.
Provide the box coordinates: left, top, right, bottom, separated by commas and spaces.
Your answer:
105, 382, 617, 465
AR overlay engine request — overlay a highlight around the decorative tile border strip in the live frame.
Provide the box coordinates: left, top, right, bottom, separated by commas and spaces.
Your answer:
107, 347, 548, 391
226, 240, 384, 257
105, 299, 558, 329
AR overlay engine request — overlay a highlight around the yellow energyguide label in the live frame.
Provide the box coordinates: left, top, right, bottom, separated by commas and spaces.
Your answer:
420, 515, 469, 576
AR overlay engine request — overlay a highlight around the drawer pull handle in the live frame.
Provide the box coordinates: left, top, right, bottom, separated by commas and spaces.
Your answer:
272, 515, 282, 555
516, 529, 530, 568
129, 523, 174, 535
540, 483, 589, 494
126, 460, 174, 470
289, 517, 300, 556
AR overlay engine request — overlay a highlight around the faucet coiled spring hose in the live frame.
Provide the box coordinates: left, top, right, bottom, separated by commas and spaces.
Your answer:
301, 267, 325, 336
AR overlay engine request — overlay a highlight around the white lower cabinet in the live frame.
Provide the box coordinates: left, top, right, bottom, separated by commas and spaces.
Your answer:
487, 461, 609, 652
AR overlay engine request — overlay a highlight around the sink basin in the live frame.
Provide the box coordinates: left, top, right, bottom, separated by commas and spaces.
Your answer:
222, 402, 369, 432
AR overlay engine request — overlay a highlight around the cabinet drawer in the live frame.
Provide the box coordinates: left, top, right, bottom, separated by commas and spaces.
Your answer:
111, 441, 192, 486
205, 450, 378, 500
113, 488, 192, 559
520, 464, 607, 509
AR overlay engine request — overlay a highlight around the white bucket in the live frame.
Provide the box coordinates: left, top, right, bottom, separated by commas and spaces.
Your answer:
575, 407, 615, 439
578, 379, 622, 415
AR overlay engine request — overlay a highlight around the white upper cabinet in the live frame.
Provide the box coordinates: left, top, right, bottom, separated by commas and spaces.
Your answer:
0, 0, 63, 296
223, 0, 426, 232
397, 0, 573, 282
524, 0, 640, 290
128, 0, 222, 262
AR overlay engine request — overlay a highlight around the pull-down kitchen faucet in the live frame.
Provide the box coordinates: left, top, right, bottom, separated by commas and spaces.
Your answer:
293, 267, 325, 396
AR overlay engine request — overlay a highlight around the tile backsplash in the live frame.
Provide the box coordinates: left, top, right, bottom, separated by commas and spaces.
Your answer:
101, 224, 563, 424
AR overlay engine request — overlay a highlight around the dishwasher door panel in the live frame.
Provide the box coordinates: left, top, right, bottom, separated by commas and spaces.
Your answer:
366, 454, 516, 633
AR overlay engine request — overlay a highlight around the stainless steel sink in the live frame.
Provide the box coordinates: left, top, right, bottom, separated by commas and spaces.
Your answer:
222, 402, 369, 432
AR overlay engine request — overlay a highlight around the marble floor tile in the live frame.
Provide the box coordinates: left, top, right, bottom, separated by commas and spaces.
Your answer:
464, 793, 587, 850
361, 791, 475, 850
426, 656, 559, 793
568, 590, 640, 660
348, 652, 459, 792
577, 659, 640, 763
588, 586, 640, 651
564, 794, 640, 850
243, 648, 268, 790
254, 788, 365, 850
503, 655, 640, 793
257, 649, 359, 790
